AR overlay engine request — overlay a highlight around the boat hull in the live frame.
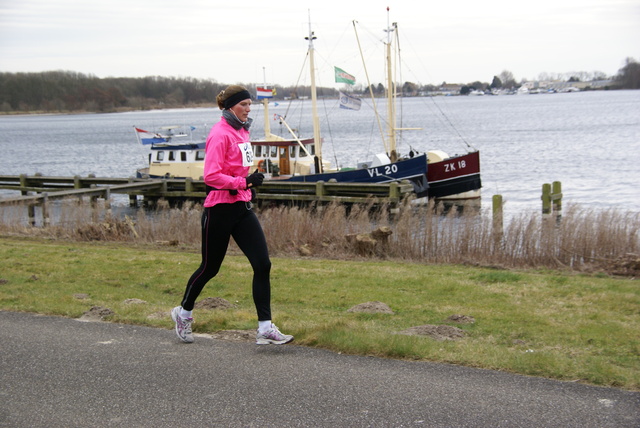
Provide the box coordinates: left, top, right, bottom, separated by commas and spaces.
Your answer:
283, 154, 430, 197
282, 151, 481, 200
427, 151, 481, 199
136, 151, 481, 200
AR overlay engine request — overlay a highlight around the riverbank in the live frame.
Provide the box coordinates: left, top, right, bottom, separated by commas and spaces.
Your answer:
0, 102, 216, 116
2, 199, 638, 274
1, 235, 638, 390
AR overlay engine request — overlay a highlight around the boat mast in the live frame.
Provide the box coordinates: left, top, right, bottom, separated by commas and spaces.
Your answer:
384, 7, 397, 162
261, 66, 272, 139
305, 12, 323, 173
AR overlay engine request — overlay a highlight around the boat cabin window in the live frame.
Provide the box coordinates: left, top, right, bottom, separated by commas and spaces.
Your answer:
156, 151, 165, 161
309, 144, 315, 155
254, 145, 263, 157
169, 151, 175, 161
270, 146, 277, 158
289, 146, 296, 158
299, 146, 308, 158
196, 150, 205, 161
180, 152, 187, 162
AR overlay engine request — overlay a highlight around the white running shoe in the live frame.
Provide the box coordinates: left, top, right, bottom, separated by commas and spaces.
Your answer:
171, 306, 194, 343
256, 323, 294, 345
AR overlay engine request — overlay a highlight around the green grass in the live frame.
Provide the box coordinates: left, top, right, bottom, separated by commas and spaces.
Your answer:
1, 236, 638, 390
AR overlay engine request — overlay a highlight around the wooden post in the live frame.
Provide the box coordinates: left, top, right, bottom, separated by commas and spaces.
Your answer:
19, 174, 28, 196
388, 182, 399, 199
28, 204, 36, 227
315, 181, 325, 198
541, 183, 551, 217
542, 181, 562, 223
89, 184, 98, 208
388, 181, 400, 214
20, 174, 36, 226
104, 188, 111, 214
128, 178, 137, 207
541, 181, 563, 248
185, 177, 193, 193
73, 175, 82, 203
552, 181, 562, 223
41, 193, 50, 227
492, 194, 503, 245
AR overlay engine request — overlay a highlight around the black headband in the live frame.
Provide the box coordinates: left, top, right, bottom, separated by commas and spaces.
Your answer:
223, 90, 252, 109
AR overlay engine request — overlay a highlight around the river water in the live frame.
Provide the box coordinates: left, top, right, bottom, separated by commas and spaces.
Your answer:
1, 90, 639, 217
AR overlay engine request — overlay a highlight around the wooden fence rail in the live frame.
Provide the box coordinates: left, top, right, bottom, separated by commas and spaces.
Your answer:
0, 174, 415, 226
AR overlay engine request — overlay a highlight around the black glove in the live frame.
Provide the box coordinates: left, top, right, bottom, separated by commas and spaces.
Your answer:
246, 170, 264, 188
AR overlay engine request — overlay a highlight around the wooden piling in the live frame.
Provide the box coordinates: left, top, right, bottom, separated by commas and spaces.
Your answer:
128, 178, 138, 206
542, 181, 562, 222
541, 181, 563, 246
41, 193, 50, 227
552, 181, 562, 221
20, 174, 35, 225
389, 182, 399, 199
19, 174, 28, 196
492, 194, 503, 245
104, 188, 112, 214
28, 204, 36, 227
90, 184, 99, 208
542, 183, 552, 216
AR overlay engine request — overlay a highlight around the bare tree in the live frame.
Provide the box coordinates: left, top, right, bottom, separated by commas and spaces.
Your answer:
616, 57, 640, 89
498, 70, 516, 89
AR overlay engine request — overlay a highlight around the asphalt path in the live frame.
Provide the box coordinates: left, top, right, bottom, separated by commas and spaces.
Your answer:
1, 311, 638, 427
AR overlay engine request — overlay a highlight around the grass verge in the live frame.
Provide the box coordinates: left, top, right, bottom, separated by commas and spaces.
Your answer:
1, 235, 638, 390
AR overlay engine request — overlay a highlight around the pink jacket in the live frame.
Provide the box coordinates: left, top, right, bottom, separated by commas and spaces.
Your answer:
202, 117, 253, 207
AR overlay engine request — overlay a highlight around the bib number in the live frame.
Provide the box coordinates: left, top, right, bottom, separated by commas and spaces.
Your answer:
239, 142, 254, 167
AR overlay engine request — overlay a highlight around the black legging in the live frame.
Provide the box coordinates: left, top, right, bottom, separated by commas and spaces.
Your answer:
180, 201, 271, 321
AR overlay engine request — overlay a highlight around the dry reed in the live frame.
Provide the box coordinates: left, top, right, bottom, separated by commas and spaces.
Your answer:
1, 198, 638, 274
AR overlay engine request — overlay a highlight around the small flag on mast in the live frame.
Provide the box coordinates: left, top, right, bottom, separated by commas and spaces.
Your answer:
334, 67, 356, 85
134, 127, 166, 145
256, 87, 274, 99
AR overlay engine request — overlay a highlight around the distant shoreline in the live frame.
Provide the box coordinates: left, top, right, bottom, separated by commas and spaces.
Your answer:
0, 103, 217, 117
2, 88, 637, 117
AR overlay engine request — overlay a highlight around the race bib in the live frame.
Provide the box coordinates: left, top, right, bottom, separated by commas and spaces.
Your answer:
238, 142, 254, 167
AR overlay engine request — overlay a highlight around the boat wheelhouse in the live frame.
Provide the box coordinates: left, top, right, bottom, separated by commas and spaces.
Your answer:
251, 138, 322, 177
134, 126, 205, 179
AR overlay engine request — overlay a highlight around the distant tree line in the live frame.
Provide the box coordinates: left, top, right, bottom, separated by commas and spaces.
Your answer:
1, 58, 638, 114
0, 71, 341, 114
0, 71, 220, 113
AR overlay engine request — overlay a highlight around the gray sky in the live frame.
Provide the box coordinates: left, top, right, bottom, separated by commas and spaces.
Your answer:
1, 0, 638, 87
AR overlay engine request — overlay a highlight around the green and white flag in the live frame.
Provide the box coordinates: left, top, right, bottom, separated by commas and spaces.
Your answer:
334, 67, 356, 85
